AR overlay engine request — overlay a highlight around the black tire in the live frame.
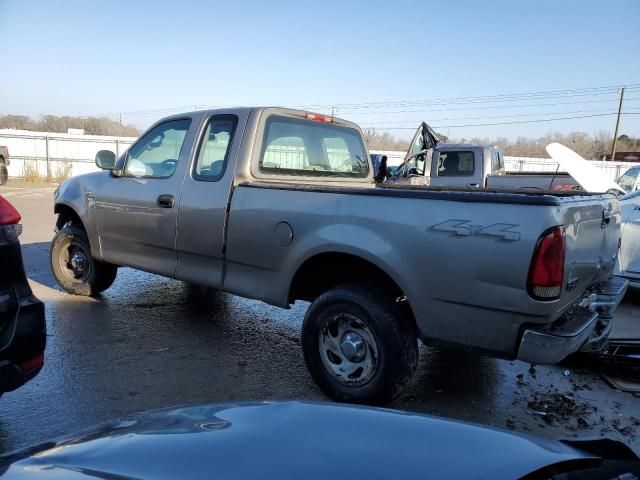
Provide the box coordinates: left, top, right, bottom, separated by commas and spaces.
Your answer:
50, 225, 117, 296
0, 164, 7, 186
302, 284, 418, 405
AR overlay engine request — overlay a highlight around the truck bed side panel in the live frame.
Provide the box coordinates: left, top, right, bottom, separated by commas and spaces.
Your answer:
225, 183, 581, 356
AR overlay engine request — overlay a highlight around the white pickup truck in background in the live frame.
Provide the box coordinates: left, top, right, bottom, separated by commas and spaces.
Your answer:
389, 122, 581, 191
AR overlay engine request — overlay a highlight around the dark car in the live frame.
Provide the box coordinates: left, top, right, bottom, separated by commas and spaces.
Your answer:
0, 195, 45, 395
1, 401, 638, 479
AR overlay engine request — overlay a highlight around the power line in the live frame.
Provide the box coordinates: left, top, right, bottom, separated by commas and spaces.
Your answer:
369, 112, 640, 130
338, 97, 640, 116
291, 84, 640, 111
103, 83, 640, 119
358, 108, 639, 125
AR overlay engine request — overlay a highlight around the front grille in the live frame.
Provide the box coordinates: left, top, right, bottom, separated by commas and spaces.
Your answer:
537, 306, 597, 337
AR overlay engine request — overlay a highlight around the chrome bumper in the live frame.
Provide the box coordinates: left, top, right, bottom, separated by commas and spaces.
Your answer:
517, 277, 629, 365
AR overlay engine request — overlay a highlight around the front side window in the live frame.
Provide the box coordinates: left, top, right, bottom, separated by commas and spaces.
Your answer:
260, 116, 369, 178
124, 119, 191, 178
437, 151, 475, 177
618, 169, 640, 192
193, 115, 237, 181
408, 131, 425, 157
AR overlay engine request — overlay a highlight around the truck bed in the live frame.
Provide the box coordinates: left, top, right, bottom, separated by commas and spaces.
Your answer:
487, 172, 581, 191
239, 180, 604, 205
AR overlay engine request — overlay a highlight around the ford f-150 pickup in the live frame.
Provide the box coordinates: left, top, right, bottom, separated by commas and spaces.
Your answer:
51, 107, 627, 404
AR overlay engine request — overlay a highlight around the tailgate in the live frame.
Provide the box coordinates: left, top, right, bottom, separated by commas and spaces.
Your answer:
559, 195, 621, 307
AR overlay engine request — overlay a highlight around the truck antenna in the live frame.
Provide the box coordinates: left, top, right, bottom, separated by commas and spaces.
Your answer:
549, 163, 560, 191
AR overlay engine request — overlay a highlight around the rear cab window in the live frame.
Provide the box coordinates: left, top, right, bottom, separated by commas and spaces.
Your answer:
437, 151, 475, 177
258, 116, 369, 179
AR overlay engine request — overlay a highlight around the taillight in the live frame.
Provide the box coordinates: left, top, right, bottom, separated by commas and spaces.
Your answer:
528, 226, 565, 300
0, 196, 20, 225
0, 196, 22, 245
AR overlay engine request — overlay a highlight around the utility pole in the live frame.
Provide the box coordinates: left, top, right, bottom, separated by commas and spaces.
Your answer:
610, 86, 625, 161
118, 113, 122, 126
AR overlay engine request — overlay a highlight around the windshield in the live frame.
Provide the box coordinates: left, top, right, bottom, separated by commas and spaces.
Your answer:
259, 116, 369, 178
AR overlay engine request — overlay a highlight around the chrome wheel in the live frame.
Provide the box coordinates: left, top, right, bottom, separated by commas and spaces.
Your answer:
318, 313, 379, 386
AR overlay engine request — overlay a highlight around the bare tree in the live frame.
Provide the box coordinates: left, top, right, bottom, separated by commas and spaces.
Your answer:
0, 114, 140, 136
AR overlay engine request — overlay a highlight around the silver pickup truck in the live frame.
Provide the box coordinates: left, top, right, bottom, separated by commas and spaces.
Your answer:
391, 122, 580, 191
51, 107, 627, 404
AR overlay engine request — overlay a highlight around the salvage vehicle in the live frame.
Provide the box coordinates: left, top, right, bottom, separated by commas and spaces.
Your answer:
0, 146, 9, 186
51, 107, 626, 404
392, 122, 580, 191
0, 196, 46, 395
2, 401, 639, 479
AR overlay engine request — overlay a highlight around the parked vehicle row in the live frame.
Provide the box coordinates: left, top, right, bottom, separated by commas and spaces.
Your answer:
382, 124, 640, 288
50, 107, 627, 404
541, 143, 640, 288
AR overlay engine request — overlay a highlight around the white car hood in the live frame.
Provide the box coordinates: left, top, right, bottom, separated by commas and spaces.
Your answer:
545, 143, 626, 194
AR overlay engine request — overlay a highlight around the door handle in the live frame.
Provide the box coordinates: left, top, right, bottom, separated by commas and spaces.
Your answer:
157, 194, 175, 208
601, 207, 612, 228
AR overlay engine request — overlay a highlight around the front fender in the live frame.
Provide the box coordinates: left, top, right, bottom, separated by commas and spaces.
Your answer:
54, 173, 106, 259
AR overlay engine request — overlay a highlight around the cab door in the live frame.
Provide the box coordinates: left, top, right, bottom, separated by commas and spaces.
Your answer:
94, 116, 199, 277
174, 111, 248, 288
396, 122, 440, 185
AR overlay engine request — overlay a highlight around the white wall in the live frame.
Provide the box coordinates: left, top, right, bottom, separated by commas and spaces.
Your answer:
1, 130, 638, 183
0, 129, 136, 179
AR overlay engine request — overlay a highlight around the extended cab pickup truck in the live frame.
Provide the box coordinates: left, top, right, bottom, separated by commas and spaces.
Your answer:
51, 107, 627, 404
391, 122, 580, 191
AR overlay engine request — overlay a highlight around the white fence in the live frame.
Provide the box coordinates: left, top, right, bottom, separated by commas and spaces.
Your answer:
0, 129, 136, 180
1, 129, 638, 182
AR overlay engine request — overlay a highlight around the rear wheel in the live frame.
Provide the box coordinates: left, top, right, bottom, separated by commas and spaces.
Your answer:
50, 225, 117, 296
302, 284, 418, 405
0, 164, 8, 186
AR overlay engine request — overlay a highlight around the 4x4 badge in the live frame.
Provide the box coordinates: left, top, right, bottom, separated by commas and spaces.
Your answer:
431, 220, 521, 241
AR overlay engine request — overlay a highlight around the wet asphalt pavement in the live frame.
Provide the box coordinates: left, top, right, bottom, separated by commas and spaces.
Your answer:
1, 183, 639, 453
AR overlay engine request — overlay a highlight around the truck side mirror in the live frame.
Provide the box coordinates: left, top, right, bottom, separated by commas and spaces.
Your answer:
374, 155, 388, 183
95, 150, 117, 170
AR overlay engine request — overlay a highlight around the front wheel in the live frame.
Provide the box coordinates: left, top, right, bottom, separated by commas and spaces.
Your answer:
302, 284, 418, 405
50, 225, 117, 296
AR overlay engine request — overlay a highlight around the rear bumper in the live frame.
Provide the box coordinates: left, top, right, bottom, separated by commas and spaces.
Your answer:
0, 297, 46, 393
517, 277, 628, 364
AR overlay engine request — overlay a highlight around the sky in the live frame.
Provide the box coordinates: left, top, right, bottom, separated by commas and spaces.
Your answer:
1, 0, 639, 141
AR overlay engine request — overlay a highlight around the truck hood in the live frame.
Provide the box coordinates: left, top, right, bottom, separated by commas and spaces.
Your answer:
546, 143, 626, 194
1, 401, 632, 479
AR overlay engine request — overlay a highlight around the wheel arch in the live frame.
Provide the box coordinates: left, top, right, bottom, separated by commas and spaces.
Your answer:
54, 203, 85, 231
288, 251, 418, 335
